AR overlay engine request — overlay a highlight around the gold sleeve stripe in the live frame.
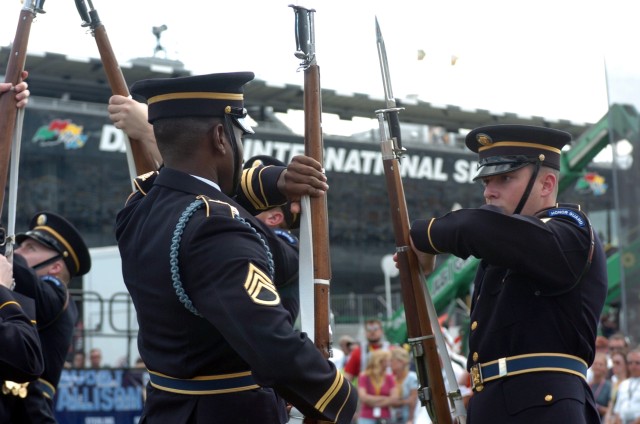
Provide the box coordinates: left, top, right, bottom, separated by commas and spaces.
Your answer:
315, 371, 344, 412
257, 168, 270, 208
427, 218, 442, 253
241, 167, 265, 210
332, 379, 353, 423
0, 301, 19, 310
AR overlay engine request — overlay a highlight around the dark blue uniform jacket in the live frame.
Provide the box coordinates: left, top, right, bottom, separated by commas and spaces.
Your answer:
411, 204, 607, 423
116, 167, 356, 424
0, 286, 43, 423
9, 254, 77, 424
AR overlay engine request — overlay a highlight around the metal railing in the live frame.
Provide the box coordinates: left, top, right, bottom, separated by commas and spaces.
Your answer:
67, 289, 405, 365
331, 292, 404, 324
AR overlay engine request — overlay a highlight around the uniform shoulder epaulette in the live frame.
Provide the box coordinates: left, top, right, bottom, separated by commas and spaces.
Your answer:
40, 274, 64, 289
273, 228, 298, 246
536, 204, 587, 227
195, 195, 240, 219
132, 171, 159, 196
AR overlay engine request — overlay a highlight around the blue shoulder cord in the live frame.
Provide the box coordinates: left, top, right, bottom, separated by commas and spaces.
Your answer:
169, 198, 275, 317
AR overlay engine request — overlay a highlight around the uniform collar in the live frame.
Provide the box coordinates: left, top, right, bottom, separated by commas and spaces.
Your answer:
191, 174, 221, 192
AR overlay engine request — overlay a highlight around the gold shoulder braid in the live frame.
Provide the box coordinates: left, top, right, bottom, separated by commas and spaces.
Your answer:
2, 381, 29, 398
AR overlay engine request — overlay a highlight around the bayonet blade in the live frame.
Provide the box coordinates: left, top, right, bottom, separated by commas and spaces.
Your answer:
290, 5, 317, 69
75, 0, 91, 26
375, 17, 404, 151
375, 17, 396, 110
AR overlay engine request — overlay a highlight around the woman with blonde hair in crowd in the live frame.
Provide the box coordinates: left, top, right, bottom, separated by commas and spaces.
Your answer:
357, 349, 396, 424
590, 352, 612, 420
389, 346, 418, 424
604, 351, 630, 424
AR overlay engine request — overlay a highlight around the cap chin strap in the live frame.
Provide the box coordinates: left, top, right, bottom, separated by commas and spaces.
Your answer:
513, 162, 541, 215
223, 116, 241, 195
31, 254, 63, 272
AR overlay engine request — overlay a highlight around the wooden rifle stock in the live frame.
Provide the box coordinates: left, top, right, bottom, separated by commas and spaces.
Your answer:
303, 64, 331, 360
76, 0, 159, 175
382, 153, 452, 423
0, 3, 37, 219
291, 7, 332, 424
375, 17, 452, 424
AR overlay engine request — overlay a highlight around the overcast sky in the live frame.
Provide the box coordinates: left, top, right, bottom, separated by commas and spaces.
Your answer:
2, 0, 638, 126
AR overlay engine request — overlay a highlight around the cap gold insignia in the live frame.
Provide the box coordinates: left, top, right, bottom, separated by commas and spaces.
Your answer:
244, 263, 280, 306
476, 133, 493, 146
225, 105, 231, 114
539, 154, 545, 161
36, 214, 47, 226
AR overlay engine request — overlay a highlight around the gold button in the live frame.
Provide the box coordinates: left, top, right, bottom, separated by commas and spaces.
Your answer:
472, 352, 479, 362
471, 321, 478, 330
545, 395, 553, 402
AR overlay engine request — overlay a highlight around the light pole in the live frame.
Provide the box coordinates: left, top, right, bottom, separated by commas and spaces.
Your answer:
380, 254, 399, 320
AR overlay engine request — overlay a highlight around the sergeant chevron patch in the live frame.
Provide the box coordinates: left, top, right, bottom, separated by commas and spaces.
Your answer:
244, 263, 280, 306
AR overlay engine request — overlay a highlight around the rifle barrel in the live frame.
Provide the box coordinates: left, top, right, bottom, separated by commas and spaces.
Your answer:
375, 18, 452, 423
0, 4, 37, 219
78, 1, 160, 175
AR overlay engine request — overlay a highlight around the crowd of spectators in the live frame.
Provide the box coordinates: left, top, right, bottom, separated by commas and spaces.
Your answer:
586, 331, 640, 424
332, 319, 471, 424
332, 322, 640, 424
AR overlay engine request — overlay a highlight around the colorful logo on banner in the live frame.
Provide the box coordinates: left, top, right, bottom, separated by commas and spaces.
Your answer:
32, 119, 88, 149
575, 172, 607, 196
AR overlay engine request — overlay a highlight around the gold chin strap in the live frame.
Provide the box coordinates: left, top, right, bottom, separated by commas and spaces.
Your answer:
2, 381, 29, 398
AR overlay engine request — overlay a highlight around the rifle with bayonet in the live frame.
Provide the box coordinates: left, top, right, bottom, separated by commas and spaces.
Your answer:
75, 0, 160, 177
374, 18, 456, 424
290, 5, 332, 366
0, 0, 46, 255
288, 10, 335, 424
291, 5, 331, 359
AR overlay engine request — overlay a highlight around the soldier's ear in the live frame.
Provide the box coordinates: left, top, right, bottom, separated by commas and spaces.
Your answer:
208, 123, 227, 154
48, 259, 65, 279
540, 171, 557, 196
267, 209, 285, 227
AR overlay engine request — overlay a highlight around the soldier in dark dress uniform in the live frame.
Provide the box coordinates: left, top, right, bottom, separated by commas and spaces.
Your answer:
1, 72, 44, 421
243, 155, 301, 323
7, 212, 91, 423
116, 72, 357, 423
0, 256, 43, 423
408, 125, 607, 423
